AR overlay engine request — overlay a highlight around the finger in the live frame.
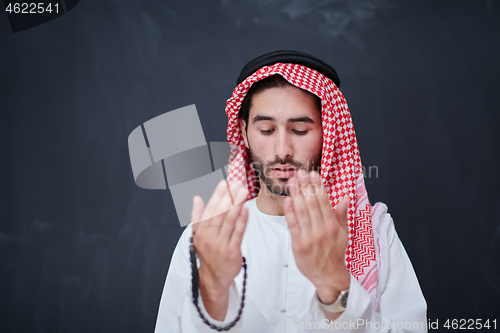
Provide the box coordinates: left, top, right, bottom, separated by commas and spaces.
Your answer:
302, 171, 324, 233
208, 180, 238, 236
201, 180, 230, 221
315, 177, 335, 223
284, 196, 301, 239
199, 180, 232, 237
334, 196, 350, 233
191, 196, 206, 246
286, 176, 299, 196
297, 168, 309, 192
191, 195, 205, 226
219, 185, 248, 244
228, 179, 247, 206
292, 184, 312, 236
228, 206, 249, 249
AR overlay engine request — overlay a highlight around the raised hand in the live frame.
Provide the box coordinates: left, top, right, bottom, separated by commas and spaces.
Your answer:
191, 180, 249, 320
284, 170, 350, 306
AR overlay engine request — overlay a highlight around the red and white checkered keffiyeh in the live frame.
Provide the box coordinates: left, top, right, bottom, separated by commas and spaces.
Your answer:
225, 63, 380, 308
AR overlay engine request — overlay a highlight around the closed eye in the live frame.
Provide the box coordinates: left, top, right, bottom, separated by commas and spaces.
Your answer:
261, 129, 274, 135
293, 130, 308, 135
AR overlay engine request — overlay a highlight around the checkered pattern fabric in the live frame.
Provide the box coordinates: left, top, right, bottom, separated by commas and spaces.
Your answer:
225, 63, 378, 305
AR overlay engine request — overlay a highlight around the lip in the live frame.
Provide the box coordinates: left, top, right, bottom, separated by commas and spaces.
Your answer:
272, 165, 296, 179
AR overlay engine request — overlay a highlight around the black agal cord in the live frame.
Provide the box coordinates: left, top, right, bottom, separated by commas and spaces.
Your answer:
190, 235, 247, 331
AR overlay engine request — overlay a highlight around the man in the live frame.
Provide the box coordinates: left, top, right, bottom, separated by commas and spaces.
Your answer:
154, 50, 427, 332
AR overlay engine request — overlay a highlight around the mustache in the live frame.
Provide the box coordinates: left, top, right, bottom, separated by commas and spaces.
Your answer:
254, 157, 304, 169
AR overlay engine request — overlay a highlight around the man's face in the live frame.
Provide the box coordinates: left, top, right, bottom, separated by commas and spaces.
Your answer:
239, 85, 323, 196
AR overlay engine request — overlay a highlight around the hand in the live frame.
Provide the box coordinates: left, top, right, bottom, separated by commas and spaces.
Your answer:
284, 170, 350, 305
191, 180, 249, 320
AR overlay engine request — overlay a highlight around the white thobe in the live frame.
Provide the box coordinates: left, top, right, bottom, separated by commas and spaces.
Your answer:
154, 198, 427, 333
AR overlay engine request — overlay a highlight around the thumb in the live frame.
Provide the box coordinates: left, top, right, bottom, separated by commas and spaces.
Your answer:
334, 196, 350, 233
191, 195, 205, 227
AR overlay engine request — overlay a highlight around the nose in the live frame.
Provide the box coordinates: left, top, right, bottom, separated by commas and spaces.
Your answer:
273, 130, 293, 161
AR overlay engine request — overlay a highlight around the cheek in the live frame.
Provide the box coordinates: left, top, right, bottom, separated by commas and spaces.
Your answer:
298, 132, 323, 159
314, 132, 323, 154
247, 131, 273, 157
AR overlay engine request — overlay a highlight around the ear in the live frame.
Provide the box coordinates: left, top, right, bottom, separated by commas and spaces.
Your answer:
238, 118, 250, 149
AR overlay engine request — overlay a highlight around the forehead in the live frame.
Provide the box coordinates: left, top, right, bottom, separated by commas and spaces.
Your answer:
248, 85, 321, 122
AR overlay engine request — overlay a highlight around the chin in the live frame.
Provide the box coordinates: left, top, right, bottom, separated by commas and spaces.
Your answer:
262, 177, 291, 196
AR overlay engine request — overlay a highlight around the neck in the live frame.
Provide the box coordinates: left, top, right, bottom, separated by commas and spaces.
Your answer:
255, 180, 287, 216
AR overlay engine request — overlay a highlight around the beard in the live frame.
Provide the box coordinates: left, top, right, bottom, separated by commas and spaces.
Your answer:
248, 146, 322, 196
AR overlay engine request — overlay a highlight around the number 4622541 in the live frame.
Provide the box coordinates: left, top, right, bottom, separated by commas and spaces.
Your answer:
5, 3, 60, 14
444, 319, 497, 330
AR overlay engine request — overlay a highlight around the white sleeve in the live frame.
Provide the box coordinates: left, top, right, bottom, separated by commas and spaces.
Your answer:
154, 225, 244, 333
302, 214, 427, 332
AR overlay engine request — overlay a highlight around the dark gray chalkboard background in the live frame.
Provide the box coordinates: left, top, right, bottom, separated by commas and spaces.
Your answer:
1, 0, 499, 332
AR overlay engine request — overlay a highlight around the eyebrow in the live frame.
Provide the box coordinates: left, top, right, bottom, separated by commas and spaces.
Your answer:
287, 117, 315, 124
252, 115, 274, 123
252, 115, 315, 124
